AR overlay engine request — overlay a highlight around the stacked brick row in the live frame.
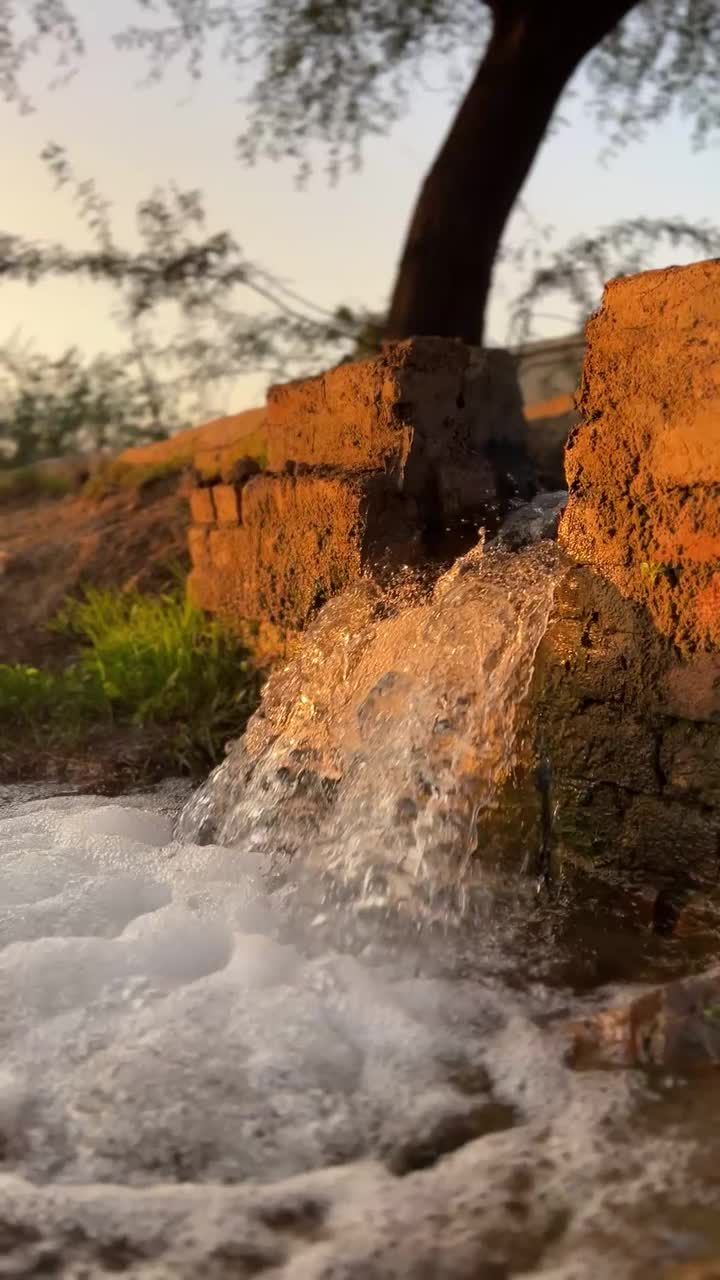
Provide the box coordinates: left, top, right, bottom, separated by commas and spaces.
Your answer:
186, 338, 532, 649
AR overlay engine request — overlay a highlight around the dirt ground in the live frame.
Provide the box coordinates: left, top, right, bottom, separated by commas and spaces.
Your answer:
0, 475, 190, 669
0, 475, 192, 788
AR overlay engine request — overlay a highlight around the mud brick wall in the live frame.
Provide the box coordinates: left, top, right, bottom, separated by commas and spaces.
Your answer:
187, 337, 533, 647
533, 261, 720, 890
562, 259, 720, 652
188, 469, 415, 638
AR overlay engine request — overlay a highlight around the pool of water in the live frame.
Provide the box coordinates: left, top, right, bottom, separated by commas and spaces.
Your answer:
1, 782, 719, 1279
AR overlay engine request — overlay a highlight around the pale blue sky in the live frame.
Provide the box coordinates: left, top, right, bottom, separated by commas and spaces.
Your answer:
3, 4, 718, 410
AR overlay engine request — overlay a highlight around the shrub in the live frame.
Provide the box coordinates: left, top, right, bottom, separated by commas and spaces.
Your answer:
0, 587, 263, 772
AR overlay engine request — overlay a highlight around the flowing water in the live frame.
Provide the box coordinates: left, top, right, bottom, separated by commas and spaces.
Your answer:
1, 541, 720, 1278
179, 541, 562, 911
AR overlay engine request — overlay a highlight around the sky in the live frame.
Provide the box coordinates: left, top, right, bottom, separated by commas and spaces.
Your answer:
3, 3, 719, 414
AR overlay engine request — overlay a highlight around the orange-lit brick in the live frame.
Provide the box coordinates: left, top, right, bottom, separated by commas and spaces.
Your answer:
213, 483, 242, 526
188, 526, 210, 568
189, 487, 215, 525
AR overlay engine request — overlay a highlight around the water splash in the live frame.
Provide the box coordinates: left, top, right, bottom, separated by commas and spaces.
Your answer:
179, 540, 567, 910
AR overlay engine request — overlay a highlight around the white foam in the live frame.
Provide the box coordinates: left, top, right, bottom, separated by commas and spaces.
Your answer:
0, 794, 708, 1275
62, 804, 174, 847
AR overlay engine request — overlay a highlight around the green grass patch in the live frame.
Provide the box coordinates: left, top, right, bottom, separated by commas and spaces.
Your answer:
83, 458, 187, 500
0, 586, 263, 773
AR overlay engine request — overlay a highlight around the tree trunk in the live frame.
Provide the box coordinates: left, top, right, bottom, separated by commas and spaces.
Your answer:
385, 0, 641, 345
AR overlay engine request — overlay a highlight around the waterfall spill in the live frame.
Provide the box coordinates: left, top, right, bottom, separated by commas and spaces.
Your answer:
179, 541, 565, 915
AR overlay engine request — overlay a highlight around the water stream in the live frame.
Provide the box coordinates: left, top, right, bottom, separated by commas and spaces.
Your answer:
1, 541, 719, 1278
179, 541, 562, 911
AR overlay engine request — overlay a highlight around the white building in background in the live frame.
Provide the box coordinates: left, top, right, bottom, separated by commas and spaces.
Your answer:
511, 333, 585, 409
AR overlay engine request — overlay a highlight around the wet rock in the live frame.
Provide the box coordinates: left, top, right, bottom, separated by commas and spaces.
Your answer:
496, 490, 568, 550
564, 966, 720, 1071
527, 561, 720, 887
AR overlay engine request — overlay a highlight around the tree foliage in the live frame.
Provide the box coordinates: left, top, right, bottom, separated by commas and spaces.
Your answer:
508, 217, 720, 342
3, 2, 719, 172
2, 137, 720, 466
1, 0, 719, 457
0, 343, 169, 466
587, 0, 720, 153
0, 146, 375, 465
